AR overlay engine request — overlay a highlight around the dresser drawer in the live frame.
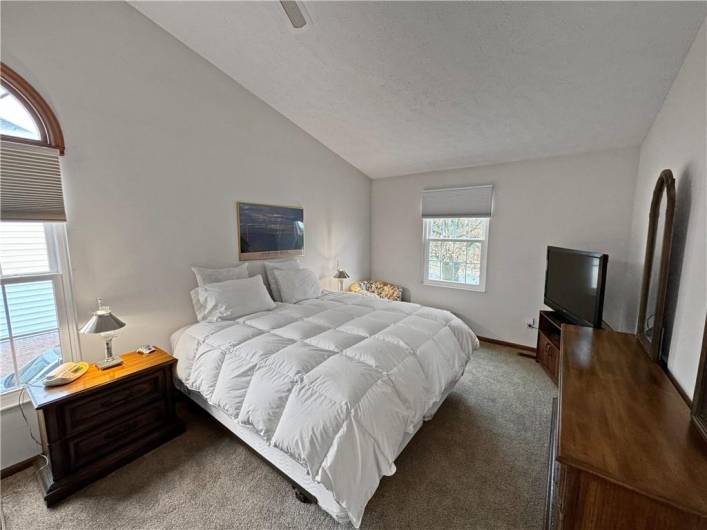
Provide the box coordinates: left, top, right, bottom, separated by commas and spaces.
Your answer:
61, 369, 165, 437
66, 401, 167, 470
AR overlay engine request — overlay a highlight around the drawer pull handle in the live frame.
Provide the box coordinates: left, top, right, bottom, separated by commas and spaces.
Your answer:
104, 421, 139, 441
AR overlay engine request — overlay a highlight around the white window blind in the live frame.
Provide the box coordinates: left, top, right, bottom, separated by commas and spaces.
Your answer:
421, 185, 494, 219
0, 222, 51, 275
0, 141, 66, 222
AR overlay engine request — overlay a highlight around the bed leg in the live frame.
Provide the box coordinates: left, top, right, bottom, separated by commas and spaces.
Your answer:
292, 484, 314, 504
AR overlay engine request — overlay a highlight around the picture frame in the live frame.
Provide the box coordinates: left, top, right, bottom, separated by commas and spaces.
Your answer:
236, 201, 304, 261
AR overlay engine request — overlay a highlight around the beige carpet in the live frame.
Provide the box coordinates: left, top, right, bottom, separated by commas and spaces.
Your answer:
1, 343, 555, 530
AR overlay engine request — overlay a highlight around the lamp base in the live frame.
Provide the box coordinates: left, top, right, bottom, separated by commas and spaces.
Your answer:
96, 357, 123, 370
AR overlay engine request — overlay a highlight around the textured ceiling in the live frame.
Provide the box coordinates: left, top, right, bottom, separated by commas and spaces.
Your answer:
132, 2, 706, 179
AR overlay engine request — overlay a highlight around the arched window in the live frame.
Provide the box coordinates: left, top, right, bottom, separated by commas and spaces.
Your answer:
0, 63, 64, 154
0, 63, 78, 395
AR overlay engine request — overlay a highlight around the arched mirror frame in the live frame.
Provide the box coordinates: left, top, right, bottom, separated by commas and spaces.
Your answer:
1, 62, 65, 154
636, 169, 676, 361
691, 315, 707, 444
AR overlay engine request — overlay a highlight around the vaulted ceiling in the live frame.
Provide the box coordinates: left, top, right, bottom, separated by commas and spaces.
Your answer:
132, 2, 705, 178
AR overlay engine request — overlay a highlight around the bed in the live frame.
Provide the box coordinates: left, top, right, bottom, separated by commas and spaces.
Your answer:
171, 291, 479, 527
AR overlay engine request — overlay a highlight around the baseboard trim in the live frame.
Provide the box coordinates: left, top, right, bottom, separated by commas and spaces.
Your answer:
1, 455, 37, 479
478, 336, 536, 354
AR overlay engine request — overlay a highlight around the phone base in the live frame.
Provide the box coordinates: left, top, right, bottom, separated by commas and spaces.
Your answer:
96, 357, 123, 370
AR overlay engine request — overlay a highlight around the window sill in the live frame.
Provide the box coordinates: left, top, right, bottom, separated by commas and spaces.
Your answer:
422, 279, 486, 293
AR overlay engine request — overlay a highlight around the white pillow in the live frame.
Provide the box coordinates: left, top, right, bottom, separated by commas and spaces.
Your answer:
192, 263, 248, 287
272, 268, 321, 304
190, 275, 275, 322
263, 259, 302, 302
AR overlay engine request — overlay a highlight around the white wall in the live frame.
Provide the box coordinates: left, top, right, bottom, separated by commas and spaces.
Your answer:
621, 21, 706, 398
1, 2, 370, 468
371, 148, 639, 347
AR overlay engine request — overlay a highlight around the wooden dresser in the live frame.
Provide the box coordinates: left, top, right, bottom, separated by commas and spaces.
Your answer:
546, 325, 707, 529
26, 349, 184, 505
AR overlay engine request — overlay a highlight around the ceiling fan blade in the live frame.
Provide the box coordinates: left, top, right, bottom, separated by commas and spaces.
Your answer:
280, 1, 307, 29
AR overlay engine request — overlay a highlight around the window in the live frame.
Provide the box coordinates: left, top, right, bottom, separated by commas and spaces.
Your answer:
0, 222, 78, 393
421, 184, 494, 291
423, 218, 490, 291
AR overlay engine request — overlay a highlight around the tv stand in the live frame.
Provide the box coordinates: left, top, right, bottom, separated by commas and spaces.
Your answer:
536, 311, 572, 384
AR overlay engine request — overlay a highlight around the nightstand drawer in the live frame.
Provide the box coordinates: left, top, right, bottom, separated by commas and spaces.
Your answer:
62, 370, 165, 436
67, 401, 167, 470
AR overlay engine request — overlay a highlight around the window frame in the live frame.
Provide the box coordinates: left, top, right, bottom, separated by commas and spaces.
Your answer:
421, 217, 490, 292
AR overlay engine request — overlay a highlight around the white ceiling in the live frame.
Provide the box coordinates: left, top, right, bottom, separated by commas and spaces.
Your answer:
132, 2, 706, 179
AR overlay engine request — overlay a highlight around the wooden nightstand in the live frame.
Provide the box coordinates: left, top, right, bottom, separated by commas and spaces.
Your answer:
25, 348, 184, 506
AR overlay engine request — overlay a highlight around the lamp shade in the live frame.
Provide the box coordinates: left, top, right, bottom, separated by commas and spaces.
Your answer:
80, 308, 125, 335
333, 269, 350, 280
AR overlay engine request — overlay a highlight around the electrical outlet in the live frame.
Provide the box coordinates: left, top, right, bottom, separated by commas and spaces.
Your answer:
525, 317, 536, 329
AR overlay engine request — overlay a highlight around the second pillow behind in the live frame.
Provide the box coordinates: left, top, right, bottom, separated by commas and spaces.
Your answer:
272, 268, 321, 304
264, 259, 302, 302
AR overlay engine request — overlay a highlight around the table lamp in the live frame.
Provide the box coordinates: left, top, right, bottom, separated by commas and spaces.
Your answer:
79, 298, 126, 370
333, 267, 350, 292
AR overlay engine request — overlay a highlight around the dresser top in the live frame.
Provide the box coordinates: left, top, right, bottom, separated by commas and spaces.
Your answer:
559, 326, 707, 516
26, 349, 175, 409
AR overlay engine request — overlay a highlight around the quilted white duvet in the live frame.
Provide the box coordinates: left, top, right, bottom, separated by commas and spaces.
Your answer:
172, 292, 479, 527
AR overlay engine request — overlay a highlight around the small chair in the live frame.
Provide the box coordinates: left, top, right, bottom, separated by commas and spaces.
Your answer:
349, 280, 403, 302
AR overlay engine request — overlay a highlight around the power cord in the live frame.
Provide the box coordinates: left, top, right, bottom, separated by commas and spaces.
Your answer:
18, 387, 41, 446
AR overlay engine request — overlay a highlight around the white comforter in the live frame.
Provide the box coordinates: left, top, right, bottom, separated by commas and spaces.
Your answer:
172, 292, 479, 527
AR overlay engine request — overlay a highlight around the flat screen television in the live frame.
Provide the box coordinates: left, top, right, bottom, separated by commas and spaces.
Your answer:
544, 246, 608, 328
